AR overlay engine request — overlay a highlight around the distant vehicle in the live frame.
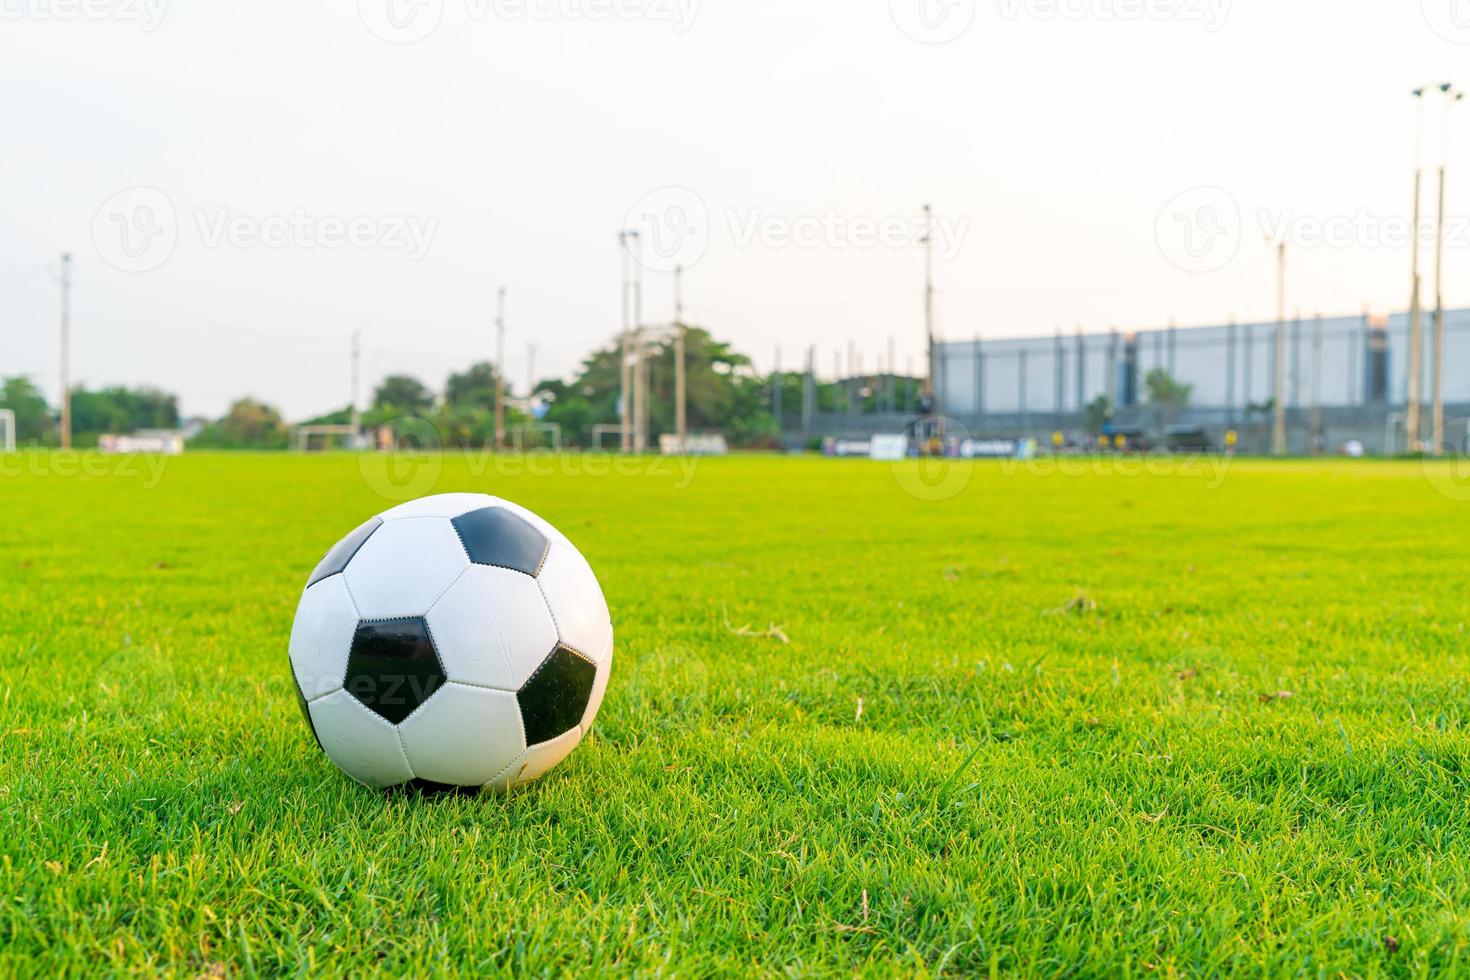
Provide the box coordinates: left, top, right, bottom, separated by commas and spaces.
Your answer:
1164, 425, 1213, 452
1101, 425, 1148, 452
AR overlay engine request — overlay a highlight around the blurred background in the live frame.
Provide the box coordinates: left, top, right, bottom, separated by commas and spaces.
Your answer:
2, 1, 1468, 455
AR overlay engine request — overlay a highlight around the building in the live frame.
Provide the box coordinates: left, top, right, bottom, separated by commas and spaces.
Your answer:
937, 309, 1470, 420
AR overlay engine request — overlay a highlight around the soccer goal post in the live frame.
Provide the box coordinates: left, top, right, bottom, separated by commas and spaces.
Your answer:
295, 424, 360, 452
508, 423, 562, 452
0, 410, 14, 452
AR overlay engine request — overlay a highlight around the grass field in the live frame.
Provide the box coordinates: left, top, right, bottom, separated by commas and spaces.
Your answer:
4, 450, 1470, 975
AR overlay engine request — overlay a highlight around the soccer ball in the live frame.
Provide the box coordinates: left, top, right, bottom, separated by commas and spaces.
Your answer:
287, 493, 612, 792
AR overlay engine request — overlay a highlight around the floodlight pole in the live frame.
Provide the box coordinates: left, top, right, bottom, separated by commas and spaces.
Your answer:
631, 232, 646, 453
922, 204, 943, 436
674, 263, 687, 447
526, 343, 537, 411
59, 252, 72, 450
1431, 84, 1463, 456
619, 232, 632, 452
1310, 314, 1323, 454
350, 327, 363, 437
1407, 86, 1431, 452
495, 286, 507, 449
1271, 240, 1287, 455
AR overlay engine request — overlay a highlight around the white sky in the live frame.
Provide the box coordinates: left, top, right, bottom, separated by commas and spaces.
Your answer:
3, 0, 1470, 419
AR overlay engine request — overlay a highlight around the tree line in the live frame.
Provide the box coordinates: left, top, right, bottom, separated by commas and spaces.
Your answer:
0, 327, 925, 450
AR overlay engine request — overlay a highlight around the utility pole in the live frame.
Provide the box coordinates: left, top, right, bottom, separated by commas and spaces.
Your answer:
494, 287, 507, 449
526, 343, 537, 411
1431, 83, 1464, 456
922, 204, 942, 435
350, 327, 363, 437
629, 232, 646, 452
1272, 240, 1287, 455
1408, 86, 1429, 452
772, 346, 782, 422
674, 263, 687, 448
887, 336, 897, 414
59, 252, 71, 450
618, 232, 632, 451
1310, 314, 1323, 454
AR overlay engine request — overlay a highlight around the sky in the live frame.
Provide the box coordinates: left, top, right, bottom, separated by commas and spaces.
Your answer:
3, 0, 1470, 419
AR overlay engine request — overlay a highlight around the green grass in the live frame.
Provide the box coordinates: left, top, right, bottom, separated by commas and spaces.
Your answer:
4, 450, 1470, 975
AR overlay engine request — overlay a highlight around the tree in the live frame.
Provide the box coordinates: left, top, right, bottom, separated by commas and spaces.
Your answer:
445, 362, 501, 409
537, 327, 778, 448
1084, 394, 1114, 436
70, 386, 179, 437
1144, 369, 1192, 427
373, 375, 435, 415
190, 398, 289, 449
0, 376, 53, 444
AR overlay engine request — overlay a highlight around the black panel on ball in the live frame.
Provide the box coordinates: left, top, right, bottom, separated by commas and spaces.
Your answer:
450, 507, 549, 576
307, 516, 384, 587
517, 645, 596, 746
291, 667, 324, 750
345, 618, 446, 724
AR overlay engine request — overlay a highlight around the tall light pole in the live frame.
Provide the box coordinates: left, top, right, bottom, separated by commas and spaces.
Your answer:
1431, 83, 1464, 456
494, 286, 507, 449
350, 326, 364, 437
630, 232, 646, 452
1270, 239, 1287, 455
526, 343, 537, 412
619, 232, 632, 452
921, 204, 942, 435
1407, 86, 1432, 452
674, 263, 687, 448
59, 252, 71, 450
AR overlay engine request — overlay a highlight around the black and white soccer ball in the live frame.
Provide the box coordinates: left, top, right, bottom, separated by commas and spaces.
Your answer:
288, 493, 612, 792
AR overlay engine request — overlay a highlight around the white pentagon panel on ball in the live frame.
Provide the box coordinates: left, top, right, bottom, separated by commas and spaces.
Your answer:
493, 498, 573, 548
308, 691, 414, 789
397, 683, 525, 786
580, 633, 614, 733
378, 492, 498, 522
537, 538, 612, 660
486, 727, 583, 793
343, 517, 470, 619
288, 575, 358, 700
426, 565, 559, 690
